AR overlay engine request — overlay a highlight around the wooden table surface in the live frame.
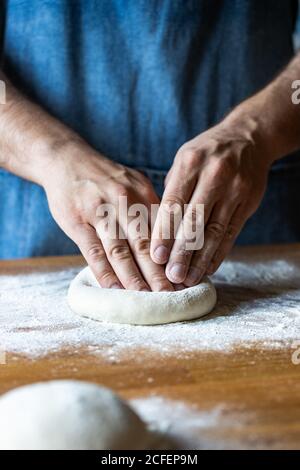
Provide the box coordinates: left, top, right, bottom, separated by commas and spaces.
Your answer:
0, 245, 300, 450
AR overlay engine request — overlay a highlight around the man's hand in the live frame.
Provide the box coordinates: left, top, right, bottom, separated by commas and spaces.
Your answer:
150, 115, 272, 286
0, 74, 174, 291
3, 51, 300, 290
44, 143, 174, 292
151, 51, 300, 284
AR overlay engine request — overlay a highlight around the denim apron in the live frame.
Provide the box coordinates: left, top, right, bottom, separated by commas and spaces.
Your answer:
0, 0, 299, 258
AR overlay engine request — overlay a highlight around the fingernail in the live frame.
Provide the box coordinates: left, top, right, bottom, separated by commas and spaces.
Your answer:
185, 267, 201, 285
168, 263, 186, 283
111, 283, 122, 289
154, 245, 169, 263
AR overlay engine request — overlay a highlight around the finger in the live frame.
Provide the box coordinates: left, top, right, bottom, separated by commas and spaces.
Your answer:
97, 186, 172, 291
164, 180, 217, 284
184, 199, 238, 286
164, 166, 174, 188
124, 203, 175, 291
205, 205, 247, 275
97, 220, 150, 292
164, 221, 196, 284
74, 223, 122, 289
129, 236, 175, 291
174, 283, 187, 291
150, 151, 199, 265
109, 189, 174, 292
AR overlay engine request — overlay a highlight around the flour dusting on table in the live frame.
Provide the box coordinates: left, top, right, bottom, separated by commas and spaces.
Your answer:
130, 396, 253, 449
0, 249, 300, 358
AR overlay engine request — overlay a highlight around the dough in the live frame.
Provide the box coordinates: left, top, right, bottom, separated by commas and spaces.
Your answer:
0, 380, 152, 450
68, 266, 217, 325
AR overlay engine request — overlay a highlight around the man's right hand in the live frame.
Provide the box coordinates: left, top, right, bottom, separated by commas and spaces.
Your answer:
43, 141, 174, 292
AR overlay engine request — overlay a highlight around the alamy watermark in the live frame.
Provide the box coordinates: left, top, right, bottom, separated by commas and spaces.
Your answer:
0, 79, 6, 104
291, 340, 300, 365
94, 198, 205, 250
0, 349, 6, 365
291, 80, 300, 104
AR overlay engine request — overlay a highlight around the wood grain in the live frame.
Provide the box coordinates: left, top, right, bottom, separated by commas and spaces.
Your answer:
0, 246, 300, 449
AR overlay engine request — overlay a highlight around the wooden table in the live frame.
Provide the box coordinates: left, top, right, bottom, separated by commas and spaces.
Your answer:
0, 245, 300, 450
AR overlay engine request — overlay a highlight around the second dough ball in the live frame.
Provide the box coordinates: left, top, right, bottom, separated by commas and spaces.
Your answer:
0, 380, 151, 450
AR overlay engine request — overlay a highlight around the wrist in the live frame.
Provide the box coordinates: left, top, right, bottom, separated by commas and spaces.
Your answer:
33, 134, 99, 189
223, 99, 278, 167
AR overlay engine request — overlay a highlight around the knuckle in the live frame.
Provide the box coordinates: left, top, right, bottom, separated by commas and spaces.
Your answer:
184, 206, 204, 227
134, 238, 150, 255
127, 275, 147, 291
87, 244, 105, 262
206, 221, 225, 239
163, 194, 185, 213
181, 148, 201, 167
150, 273, 170, 285
174, 245, 193, 259
114, 183, 129, 198
109, 244, 131, 260
225, 223, 238, 240
97, 270, 114, 285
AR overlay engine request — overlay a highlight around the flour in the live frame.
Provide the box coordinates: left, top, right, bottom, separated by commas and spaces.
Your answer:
130, 395, 250, 449
0, 250, 300, 358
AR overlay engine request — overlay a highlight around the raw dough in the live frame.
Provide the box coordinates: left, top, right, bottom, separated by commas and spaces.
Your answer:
68, 266, 217, 325
0, 380, 152, 450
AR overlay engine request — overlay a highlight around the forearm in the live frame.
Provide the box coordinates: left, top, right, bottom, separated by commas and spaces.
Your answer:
0, 72, 88, 186
225, 52, 300, 163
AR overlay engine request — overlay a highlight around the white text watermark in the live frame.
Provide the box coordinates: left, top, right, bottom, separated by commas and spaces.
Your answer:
291, 340, 300, 365
95, 198, 205, 250
0, 79, 6, 104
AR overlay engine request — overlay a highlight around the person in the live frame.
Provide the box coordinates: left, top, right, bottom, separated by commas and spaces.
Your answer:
1, 0, 300, 292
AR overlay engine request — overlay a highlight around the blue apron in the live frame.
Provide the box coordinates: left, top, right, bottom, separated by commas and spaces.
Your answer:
0, 0, 299, 258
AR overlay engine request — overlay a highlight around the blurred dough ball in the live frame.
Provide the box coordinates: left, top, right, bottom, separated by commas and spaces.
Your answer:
0, 380, 151, 450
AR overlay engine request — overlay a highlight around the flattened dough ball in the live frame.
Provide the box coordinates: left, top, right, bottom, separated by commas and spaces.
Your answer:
68, 266, 217, 325
0, 380, 151, 450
